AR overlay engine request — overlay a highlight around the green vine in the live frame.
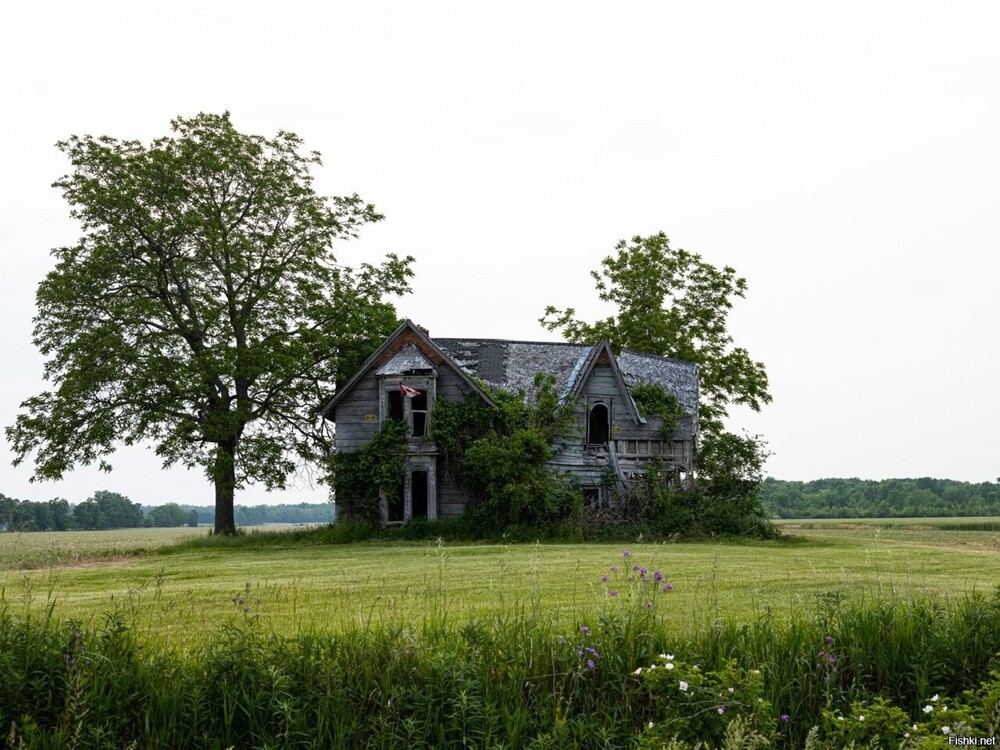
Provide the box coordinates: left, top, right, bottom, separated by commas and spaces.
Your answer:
630, 383, 682, 439
331, 420, 407, 525
431, 373, 581, 530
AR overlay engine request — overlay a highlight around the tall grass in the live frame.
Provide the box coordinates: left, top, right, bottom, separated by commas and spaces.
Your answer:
3, 564, 1000, 748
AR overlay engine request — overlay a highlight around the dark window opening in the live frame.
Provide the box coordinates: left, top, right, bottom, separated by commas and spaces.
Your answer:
588, 404, 610, 445
387, 486, 404, 523
582, 487, 601, 508
411, 391, 428, 437
388, 391, 404, 422
411, 471, 429, 519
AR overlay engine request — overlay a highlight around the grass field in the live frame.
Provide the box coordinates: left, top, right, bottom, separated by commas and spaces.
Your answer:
3, 521, 1000, 649
5, 522, 1000, 748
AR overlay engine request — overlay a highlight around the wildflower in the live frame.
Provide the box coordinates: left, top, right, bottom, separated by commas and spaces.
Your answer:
610, 566, 619, 572
931, 693, 939, 702
579, 626, 590, 636
941, 706, 948, 712
923, 705, 933, 714
728, 687, 734, 694
650, 663, 657, 670
824, 635, 834, 645
609, 590, 618, 597
601, 575, 609, 583
653, 570, 664, 581
622, 550, 632, 558
644, 601, 653, 609
586, 659, 596, 670
648, 721, 654, 729
942, 726, 951, 735
634, 667, 643, 675
780, 714, 790, 723
664, 662, 674, 670
578, 650, 584, 657
638, 566, 648, 576
904, 733, 910, 739
718, 707, 726, 714
678, 681, 688, 692
837, 716, 844, 721
663, 583, 673, 592
858, 715, 864, 722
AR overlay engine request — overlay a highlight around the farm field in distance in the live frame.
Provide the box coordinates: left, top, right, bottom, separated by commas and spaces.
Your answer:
2, 520, 1000, 649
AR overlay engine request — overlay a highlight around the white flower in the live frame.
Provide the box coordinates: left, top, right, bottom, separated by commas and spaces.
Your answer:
664, 663, 674, 670
858, 715, 865, 722
633, 667, 642, 675
728, 687, 734, 694
717, 707, 725, 715
837, 716, 844, 721
678, 680, 689, 692
912, 724, 918, 731
923, 704, 934, 714
660, 653, 674, 661
931, 693, 940, 702
649, 664, 657, 670
648, 721, 654, 729
904, 733, 910, 739
942, 726, 951, 735
941, 705, 948, 712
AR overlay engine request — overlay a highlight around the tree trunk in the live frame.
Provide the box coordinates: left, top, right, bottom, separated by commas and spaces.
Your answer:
213, 439, 237, 535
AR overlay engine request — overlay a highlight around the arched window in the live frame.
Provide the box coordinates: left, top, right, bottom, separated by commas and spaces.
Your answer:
588, 403, 610, 445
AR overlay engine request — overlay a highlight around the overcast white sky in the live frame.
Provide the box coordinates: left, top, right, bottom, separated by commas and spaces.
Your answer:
2, 1, 998, 507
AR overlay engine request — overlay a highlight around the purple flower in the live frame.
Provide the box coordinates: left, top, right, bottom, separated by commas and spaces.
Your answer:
586, 659, 596, 669
644, 601, 653, 609
610, 566, 619, 573
578, 649, 584, 657
609, 590, 618, 597
780, 714, 790, 723
579, 626, 590, 636
653, 570, 664, 581
824, 635, 834, 645
638, 566, 648, 576
601, 575, 609, 583
662, 583, 673, 592
622, 550, 632, 558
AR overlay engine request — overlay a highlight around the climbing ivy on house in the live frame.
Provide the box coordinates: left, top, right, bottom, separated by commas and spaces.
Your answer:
629, 383, 683, 439
432, 373, 582, 532
331, 420, 407, 524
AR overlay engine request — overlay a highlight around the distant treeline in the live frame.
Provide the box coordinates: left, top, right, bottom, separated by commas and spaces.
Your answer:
761, 477, 1000, 518
0, 491, 334, 532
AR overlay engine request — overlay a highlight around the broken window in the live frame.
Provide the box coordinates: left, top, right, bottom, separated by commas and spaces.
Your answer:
411, 390, 428, 437
588, 403, 610, 445
411, 471, 429, 518
387, 390, 404, 422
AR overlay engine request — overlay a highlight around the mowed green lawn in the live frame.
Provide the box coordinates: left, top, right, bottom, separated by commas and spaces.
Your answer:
2, 522, 999, 648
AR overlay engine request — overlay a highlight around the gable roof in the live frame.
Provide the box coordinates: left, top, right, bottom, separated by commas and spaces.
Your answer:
566, 339, 642, 424
320, 320, 494, 421
323, 322, 700, 436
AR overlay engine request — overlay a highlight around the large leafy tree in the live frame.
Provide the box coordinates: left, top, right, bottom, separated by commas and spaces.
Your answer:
7, 113, 413, 534
540, 232, 770, 440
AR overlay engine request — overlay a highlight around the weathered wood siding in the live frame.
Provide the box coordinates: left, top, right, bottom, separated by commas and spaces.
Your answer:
332, 373, 380, 453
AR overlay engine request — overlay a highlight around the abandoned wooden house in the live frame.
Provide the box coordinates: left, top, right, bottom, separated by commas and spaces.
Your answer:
321, 320, 699, 525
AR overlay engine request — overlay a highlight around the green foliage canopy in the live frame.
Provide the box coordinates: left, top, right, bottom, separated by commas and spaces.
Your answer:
6, 113, 413, 534
541, 232, 770, 439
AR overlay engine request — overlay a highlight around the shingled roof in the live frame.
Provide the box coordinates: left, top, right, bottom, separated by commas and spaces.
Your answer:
434, 337, 699, 421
